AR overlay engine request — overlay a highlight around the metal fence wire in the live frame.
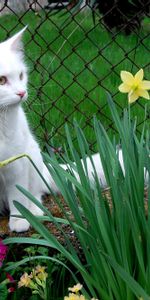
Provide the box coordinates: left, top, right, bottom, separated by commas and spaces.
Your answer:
0, 0, 150, 151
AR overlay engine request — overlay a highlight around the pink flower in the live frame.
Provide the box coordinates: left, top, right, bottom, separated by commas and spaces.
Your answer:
0, 239, 8, 266
6, 273, 15, 283
8, 287, 15, 293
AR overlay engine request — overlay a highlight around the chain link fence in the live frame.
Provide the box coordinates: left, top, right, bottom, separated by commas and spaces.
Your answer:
0, 0, 150, 150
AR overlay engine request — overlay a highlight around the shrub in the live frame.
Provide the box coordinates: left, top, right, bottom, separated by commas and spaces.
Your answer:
93, 0, 150, 34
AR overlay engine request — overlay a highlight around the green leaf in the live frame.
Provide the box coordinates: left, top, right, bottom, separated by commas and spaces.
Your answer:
105, 254, 150, 300
0, 284, 8, 300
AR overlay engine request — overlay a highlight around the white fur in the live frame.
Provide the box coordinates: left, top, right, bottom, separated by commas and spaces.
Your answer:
0, 29, 46, 232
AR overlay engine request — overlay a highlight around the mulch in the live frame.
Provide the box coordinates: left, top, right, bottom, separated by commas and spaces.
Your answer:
0, 194, 81, 254
0, 194, 68, 236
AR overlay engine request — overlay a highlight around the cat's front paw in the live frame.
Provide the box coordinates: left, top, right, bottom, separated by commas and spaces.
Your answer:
9, 217, 30, 232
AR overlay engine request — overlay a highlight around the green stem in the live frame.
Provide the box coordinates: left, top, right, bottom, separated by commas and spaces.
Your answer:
0, 154, 30, 168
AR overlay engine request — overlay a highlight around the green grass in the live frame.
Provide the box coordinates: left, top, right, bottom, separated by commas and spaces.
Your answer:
0, 9, 149, 148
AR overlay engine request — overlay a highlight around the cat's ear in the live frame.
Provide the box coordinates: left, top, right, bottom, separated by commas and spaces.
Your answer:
6, 26, 27, 52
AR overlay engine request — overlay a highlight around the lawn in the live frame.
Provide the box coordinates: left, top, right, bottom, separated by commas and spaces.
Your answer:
0, 9, 149, 149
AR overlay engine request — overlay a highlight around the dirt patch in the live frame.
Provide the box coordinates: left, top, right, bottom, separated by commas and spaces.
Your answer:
0, 194, 82, 255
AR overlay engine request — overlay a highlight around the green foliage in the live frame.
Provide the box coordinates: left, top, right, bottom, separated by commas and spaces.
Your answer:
4, 95, 150, 299
0, 284, 8, 300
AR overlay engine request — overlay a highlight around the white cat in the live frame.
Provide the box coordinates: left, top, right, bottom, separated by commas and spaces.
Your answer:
1, 27, 149, 233
0, 27, 48, 232
0, 27, 124, 232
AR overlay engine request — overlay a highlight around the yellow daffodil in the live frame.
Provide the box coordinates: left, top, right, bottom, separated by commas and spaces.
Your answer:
18, 272, 32, 288
118, 69, 150, 103
68, 283, 83, 293
65, 293, 86, 300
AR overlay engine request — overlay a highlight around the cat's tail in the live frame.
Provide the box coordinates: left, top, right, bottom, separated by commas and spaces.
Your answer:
42, 150, 149, 195
42, 153, 108, 194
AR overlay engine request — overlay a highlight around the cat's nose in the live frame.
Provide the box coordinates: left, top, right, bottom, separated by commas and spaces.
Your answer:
17, 91, 26, 98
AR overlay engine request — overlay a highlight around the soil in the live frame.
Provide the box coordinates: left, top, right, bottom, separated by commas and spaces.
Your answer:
0, 194, 82, 253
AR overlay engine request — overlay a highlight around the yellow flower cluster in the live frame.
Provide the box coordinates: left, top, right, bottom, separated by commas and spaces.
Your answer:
119, 69, 150, 103
18, 265, 48, 289
65, 283, 98, 300
65, 293, 86, 300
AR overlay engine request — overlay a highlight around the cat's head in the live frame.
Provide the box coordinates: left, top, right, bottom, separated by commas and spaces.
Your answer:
0, 27, 28, 108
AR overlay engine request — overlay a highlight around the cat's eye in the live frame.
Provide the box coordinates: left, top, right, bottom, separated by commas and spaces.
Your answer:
0, 76, 7, 85
20, 72, 23, 80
